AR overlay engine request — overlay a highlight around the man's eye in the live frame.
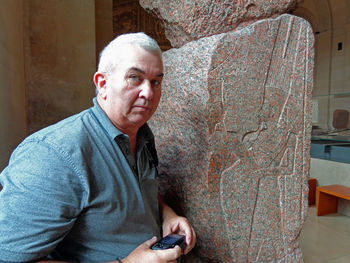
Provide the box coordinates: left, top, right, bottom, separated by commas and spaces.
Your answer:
151, 80, 161, 87
128, 75, 142, 85
130, 75, 139, 81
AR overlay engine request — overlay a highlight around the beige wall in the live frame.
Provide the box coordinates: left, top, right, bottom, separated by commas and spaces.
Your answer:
0, 0, 27, 170
0, 0, 101, 170
294, 0, 350, 130
95, 0, 113, 62
294, 0, 350, 216
24, 0, 96, 134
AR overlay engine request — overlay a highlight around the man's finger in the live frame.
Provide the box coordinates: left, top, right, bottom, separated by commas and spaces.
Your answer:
184, 227, 196, 254
170, 222, 180, 233
142, 236, 158, 248
155, 245, 182, 260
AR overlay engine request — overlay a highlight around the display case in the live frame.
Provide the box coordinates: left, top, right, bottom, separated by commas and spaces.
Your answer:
311, 134, 350, 164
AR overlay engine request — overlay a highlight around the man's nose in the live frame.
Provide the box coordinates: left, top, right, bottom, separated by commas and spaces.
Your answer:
139, 80, 153, 100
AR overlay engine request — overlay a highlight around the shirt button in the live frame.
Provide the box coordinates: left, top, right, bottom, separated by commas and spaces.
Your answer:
125, 149, 129, 155
132, 165, 137, 171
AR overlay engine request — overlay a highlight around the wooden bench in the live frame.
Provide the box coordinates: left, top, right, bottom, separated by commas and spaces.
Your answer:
316, 184, 350, 216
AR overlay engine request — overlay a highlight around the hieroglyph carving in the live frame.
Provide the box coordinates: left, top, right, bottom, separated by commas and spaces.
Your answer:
149, 14, 314, 262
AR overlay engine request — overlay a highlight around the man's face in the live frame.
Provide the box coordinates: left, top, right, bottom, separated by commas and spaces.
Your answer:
97, 45, 164, 134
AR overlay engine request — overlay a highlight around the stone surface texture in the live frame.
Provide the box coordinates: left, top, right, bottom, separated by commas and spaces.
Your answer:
140, 0, 302, 47
149, 14, 314, 262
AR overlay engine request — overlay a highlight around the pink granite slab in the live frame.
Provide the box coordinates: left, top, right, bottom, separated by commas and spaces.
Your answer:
149, 14, 314, 262
140, 0, 302, 47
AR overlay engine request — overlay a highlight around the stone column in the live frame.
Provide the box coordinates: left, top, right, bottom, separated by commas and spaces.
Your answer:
141, 1, 314, 262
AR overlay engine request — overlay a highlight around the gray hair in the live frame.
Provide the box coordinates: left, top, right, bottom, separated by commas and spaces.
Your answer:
97, 32, 162, 75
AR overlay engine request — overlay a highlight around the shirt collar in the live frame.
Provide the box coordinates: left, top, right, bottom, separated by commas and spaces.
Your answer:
91, 97, 122, 140
137, 122, 155, 145
90, 97, 154, 143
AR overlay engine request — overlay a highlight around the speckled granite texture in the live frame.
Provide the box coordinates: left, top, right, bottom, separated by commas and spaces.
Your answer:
149, 14, 314, 262
139, 0, 302, 47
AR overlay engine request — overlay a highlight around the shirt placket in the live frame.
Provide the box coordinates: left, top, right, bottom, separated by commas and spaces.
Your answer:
116, 136, 139, 178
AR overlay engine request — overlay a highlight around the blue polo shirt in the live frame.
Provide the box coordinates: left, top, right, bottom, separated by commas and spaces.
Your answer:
0, 98, 161, 262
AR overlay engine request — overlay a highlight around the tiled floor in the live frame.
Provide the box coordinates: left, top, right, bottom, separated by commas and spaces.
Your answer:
300, 206, 350, 263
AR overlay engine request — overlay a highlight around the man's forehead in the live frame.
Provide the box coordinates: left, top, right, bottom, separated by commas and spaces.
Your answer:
128, 67, 164, 77
116, 46, 163, 73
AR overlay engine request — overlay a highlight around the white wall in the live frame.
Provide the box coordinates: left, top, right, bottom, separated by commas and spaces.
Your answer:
310, 158, 350, 216
0, 0, 27, 170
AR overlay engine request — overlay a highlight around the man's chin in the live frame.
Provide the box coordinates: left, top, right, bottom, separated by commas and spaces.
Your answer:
127, 109, 155, 126
129, 115, 150, 127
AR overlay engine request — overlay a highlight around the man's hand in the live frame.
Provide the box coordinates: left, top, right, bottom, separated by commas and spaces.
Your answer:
159, 196, 196, 255
36, 237, 181, 263
121, 236, 181, 263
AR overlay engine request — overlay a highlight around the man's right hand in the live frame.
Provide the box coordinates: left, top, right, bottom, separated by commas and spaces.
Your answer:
121, 236, 182, 263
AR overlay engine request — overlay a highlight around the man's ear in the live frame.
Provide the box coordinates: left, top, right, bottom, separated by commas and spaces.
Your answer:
93, 72, 107, 100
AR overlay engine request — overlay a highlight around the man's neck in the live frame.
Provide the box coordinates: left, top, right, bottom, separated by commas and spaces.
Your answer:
96, 97, 142, 157
128, 133, 137, 158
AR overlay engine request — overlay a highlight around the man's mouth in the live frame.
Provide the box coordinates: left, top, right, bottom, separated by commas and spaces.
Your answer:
133, 105, 150, 111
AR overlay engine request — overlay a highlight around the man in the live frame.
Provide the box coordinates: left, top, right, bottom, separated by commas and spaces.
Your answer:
0, 33, 196, 262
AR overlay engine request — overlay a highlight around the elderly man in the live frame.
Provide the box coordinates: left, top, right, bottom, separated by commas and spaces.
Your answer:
0, 33, 196, 262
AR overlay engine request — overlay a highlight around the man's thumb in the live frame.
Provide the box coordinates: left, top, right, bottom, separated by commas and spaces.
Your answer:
142, 236, 158, 248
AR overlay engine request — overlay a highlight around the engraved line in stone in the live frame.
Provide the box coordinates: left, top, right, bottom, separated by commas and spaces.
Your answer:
279, 174, 288, 255
219, 160, 241, 259
293, 135, 300, 178
221, 80, 229, 133
255, 234, 267, 261
254, 221, 278, 262
248, 176, 261, 252
283, 16, 294, 58
208, 42, 230, 72
276, 139, 290, 168
302, 23, 310, 172
259, 19, 281, 113
278, 21, 301, 128
291, 134, 297, 175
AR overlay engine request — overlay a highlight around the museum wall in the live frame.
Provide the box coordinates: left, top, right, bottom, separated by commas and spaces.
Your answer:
294, 0, 350, 131
23, 0, 96, 134
293, 0, 350, 217
95, 0, 114, 62
0, 0, 27, 170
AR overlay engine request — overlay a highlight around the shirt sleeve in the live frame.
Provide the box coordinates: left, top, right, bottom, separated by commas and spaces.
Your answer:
0, 138, 87, 262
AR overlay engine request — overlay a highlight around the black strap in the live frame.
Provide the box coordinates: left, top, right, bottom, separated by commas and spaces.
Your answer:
146, 140, 159, 167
